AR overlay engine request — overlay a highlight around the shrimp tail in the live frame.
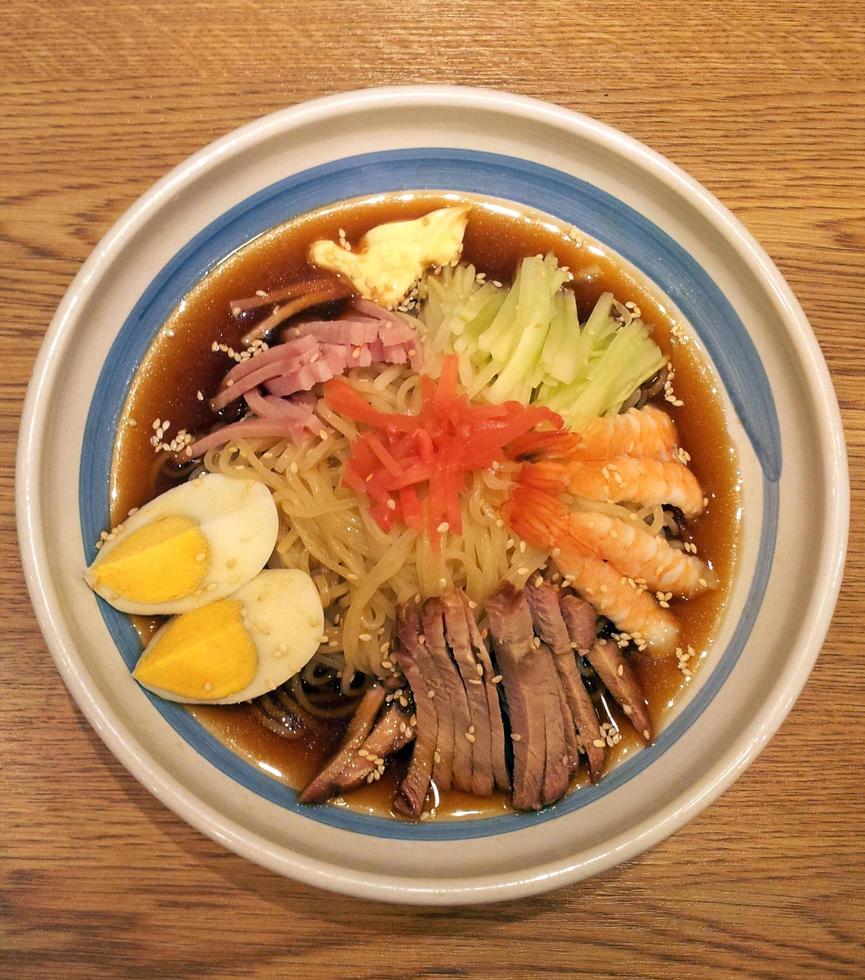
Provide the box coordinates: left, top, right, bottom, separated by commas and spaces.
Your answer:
504, 486, 571, 549
507, 428, 581, 463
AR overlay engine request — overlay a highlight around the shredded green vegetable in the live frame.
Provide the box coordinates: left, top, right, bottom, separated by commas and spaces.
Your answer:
420, 255, 668, 430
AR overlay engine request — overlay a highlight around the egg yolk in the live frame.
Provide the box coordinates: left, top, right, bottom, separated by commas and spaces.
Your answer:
90, 514, 211, 604
133, 598, 257, 700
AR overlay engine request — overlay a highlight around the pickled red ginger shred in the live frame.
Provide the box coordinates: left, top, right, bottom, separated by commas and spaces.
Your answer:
324, 354, 563, 546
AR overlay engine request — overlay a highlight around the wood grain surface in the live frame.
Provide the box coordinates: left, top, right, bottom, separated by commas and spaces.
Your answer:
2, 1, 864, 976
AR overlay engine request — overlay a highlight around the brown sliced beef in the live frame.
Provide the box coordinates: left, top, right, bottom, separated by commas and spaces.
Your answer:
551, 663, 581, 776
535, 642, 570, 805
527, 585, 605, 783
320, 699, 415, 796
423, 599, 474, 794
392, 606, 438, 815
558, 594, 597, 651
486, 582, 569, 811
442, 592, 494, 797
299, 684, 386, 803
457, 592, 510, 793
586, 639, 654, 743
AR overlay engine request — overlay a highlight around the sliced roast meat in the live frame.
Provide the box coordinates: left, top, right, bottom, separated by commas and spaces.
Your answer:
585, 639, 654, 743
560, 593, 608, 780
442, 592, 494, 797
524, 582, 573, 653
535, 642, 571, 805
299, 684, 387, 803
551, 660, 581, 777
558, 594, 597, 651
527, 585, 605, 782
321, 699, 415, 796
393, 606, 439, 815
485, 583, 549, 811
423, 599, 474, 794
457, 592, 510, 792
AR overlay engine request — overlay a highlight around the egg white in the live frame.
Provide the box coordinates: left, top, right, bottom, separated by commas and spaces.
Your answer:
85, 472, 278, 615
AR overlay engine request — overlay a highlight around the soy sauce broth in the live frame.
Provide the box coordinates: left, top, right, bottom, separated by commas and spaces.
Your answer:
110, 192, 741, 820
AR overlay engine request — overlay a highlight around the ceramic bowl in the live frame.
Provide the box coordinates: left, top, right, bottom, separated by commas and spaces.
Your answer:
17, 86, 847, 904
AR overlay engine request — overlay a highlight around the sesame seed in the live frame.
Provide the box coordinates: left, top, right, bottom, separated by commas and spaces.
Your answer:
438, 577, 447, 588
427, 690, 435, 699
592, 739, 606, 748
358, 633, 372, 642
464, 732, 476, 743
492, 675, 503, 684
511, 733, 522, 742
437, 521, 449, 533
643, 729, 651, 740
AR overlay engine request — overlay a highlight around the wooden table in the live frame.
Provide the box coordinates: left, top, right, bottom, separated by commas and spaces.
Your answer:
3, 2, 863, 975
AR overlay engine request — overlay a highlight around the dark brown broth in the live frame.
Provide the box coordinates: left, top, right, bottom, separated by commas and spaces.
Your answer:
111, 192, 741, 821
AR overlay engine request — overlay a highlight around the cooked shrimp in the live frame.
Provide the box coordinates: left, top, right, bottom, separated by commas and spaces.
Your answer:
520, 455, 705, 518
505, 488, 680, 654
575, 406, 678, 461
566, 510, 718, 596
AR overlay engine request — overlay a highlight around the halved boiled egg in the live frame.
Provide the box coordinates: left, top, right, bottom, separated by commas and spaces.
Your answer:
132, 568, 324, 704
85, 473, 278, 615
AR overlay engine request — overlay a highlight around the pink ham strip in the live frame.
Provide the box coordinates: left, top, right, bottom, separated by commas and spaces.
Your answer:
221, 334, 318, 387
211, 354, 317, 411
208, 303, 424, 421
287, 318, 382, 346
188, 413, 323, 456
266, 363, 334, 397
382, 345, 408, 365
244, 387, 319, 421
350, 298, 403, 322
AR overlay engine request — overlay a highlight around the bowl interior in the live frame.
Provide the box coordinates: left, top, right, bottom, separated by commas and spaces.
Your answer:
79, 152, 776, 840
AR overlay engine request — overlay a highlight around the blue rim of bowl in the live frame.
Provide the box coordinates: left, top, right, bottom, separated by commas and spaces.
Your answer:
79, 148, 780, 841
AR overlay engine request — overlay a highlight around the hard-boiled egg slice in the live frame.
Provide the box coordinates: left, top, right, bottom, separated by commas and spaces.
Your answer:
132, 568, 324, 704
85, 473, 278, 615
